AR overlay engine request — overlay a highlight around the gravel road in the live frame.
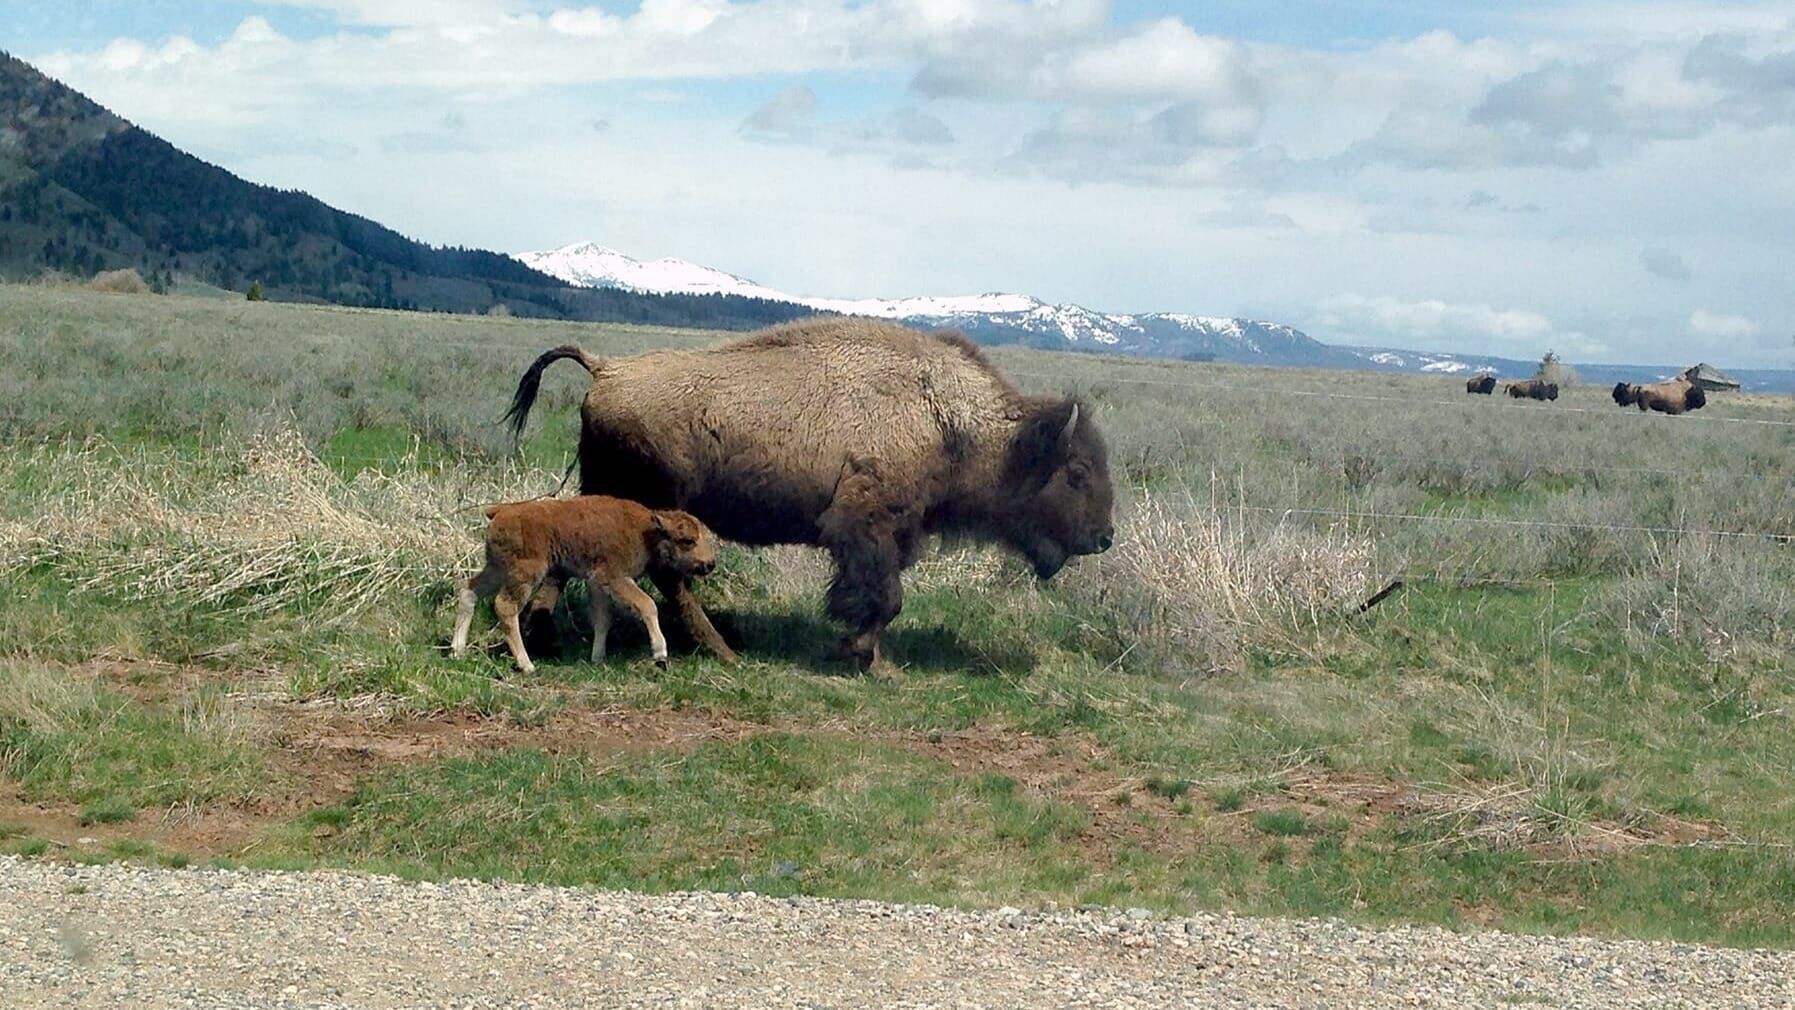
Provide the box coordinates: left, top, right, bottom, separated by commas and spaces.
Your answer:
3, 856, 1791, 1009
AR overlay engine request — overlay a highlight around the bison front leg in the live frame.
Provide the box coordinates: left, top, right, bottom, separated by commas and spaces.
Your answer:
649, 570, 739, 664
819, 469, 921, 672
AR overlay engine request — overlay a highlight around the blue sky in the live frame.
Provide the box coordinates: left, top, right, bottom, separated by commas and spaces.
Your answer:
11, 1, 1795, 365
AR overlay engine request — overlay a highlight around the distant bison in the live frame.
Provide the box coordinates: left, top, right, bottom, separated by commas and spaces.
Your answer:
1506, 379, 1559, 401
503, 317, 1117, 670
1612, 379, 1706, 415
1466, 374, 1497, 395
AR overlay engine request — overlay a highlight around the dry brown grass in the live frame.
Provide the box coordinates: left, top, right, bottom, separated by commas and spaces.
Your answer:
86, 268, 152, 295
0, 430, 554, 623
1063, 489, 1376, 670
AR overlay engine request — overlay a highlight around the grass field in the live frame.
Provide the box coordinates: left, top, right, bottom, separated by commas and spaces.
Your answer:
5, 283, 1795, 946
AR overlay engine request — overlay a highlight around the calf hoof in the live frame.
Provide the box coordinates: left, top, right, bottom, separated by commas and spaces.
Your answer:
654, 656, 669, 671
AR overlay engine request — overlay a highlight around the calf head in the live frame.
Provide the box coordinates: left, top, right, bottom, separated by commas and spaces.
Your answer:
649, 510, 719, 578
1002, 398, 1117, 579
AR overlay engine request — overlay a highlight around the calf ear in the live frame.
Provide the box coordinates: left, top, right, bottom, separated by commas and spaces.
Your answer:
649, 511, 669, 536
1007, 398, 1080, 493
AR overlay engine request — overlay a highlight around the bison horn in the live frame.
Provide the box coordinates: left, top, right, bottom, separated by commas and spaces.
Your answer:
1061, 403, 1080, 446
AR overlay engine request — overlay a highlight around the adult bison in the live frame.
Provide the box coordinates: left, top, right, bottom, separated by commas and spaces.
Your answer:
1505, 379, 1559, 401
1612, 379, 1706, 415
1466, 374, 1496, 395
503, 318, 1117, 669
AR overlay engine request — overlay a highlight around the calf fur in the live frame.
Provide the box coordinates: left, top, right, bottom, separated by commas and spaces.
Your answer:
450, 496, 718, 674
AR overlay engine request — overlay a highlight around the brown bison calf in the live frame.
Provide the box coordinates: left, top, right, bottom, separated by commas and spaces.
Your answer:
450, 496, 719, 674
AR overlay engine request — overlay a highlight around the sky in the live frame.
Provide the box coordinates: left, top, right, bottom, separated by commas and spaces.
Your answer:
10, 1, 1795, 366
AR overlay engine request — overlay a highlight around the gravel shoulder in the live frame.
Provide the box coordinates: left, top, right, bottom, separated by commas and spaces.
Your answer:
3, 856, 1792, 1009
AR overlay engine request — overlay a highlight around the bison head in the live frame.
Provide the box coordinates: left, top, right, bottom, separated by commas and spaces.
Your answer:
1611, 382, 1632, 406
649, 510, 719, 578
1002, 398, 1115, 579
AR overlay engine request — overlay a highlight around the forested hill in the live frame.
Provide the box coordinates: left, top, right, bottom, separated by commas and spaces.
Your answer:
0, 52, 810, 329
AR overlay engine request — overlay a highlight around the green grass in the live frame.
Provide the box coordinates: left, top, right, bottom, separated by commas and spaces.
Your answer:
290, 735, 1089, 902
6, 284, 1795, 947
1251, 809, 1312, 837
0, 661, 267, 810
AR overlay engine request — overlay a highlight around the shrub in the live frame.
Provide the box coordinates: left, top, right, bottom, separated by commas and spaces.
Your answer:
88, 268, 151, 295
246, 280, 265, 301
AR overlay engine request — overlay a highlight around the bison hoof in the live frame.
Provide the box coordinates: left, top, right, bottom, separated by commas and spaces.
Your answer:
654, 656, 669, 671
835, 637, 881, 673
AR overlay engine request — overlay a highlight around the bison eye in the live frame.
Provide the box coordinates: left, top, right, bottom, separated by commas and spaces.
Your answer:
1066, 466, 1088, 490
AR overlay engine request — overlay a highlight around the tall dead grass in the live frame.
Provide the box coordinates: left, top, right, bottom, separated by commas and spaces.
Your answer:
0, 430, 553, 623
1063, 489, 1376, 671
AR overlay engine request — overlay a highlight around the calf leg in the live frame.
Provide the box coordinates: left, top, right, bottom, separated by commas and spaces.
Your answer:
495, 564, 548, 675
602, 579, 669, 669
588, 589, 614, 663
450, 565, 504, 658
649, 569, 738, 664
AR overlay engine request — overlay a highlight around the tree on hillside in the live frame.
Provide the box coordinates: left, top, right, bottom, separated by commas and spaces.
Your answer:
246, 280, 265, 301
1534, 350, 1577, 386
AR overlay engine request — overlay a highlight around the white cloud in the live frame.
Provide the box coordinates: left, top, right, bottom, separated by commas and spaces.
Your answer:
1313, 294, 1609, 358
740, 85, 819, 139
1689, 309, 1762, 340
1641, 247, 1692, 281
252, 0, 520, 28
22, 2, 1795, 366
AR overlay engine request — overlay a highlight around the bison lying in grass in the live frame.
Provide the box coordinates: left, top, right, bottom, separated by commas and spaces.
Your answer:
504, 317, 1116, 670
450, 496, 719, 675
1466, 374, 1497, 395
1612, 379, 1707, 415
1505, 379, 1559, 401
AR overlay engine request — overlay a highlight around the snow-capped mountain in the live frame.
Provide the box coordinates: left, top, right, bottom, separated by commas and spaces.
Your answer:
519, 242, 1795, 387
516, 242, 790, 301
516, 242, 1369, 366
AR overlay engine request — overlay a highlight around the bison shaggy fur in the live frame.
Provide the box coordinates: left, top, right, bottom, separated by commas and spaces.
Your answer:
450, 496, 719, 675
1613, 378, 1706, 415
1466, 374, 1497, 395
1505, 379, 1559, 401
503, 317, 1117, 669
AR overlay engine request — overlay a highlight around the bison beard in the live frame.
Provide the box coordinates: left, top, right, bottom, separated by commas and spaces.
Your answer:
503, 318, 1117, 670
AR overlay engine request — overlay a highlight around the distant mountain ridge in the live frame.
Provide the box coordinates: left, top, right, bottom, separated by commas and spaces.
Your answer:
519, 242, 1795, 392
519, 242, 1369, 368
0, 53, 809, 330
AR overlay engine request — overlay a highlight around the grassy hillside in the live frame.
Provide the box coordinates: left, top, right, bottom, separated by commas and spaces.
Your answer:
5, 284, 1795, 945
0, 53, 812, 329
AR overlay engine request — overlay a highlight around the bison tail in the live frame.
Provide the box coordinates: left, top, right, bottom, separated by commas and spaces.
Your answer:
502, 344, 603, 443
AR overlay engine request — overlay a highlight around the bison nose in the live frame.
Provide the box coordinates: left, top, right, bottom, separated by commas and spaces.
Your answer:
1097, 529, 1115, 552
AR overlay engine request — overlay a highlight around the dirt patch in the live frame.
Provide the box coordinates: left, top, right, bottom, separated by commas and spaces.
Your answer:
889, 727, 1209, 863
2, 663, 1721, 868
268, 700, 758, 802
0, 693, 761, 862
